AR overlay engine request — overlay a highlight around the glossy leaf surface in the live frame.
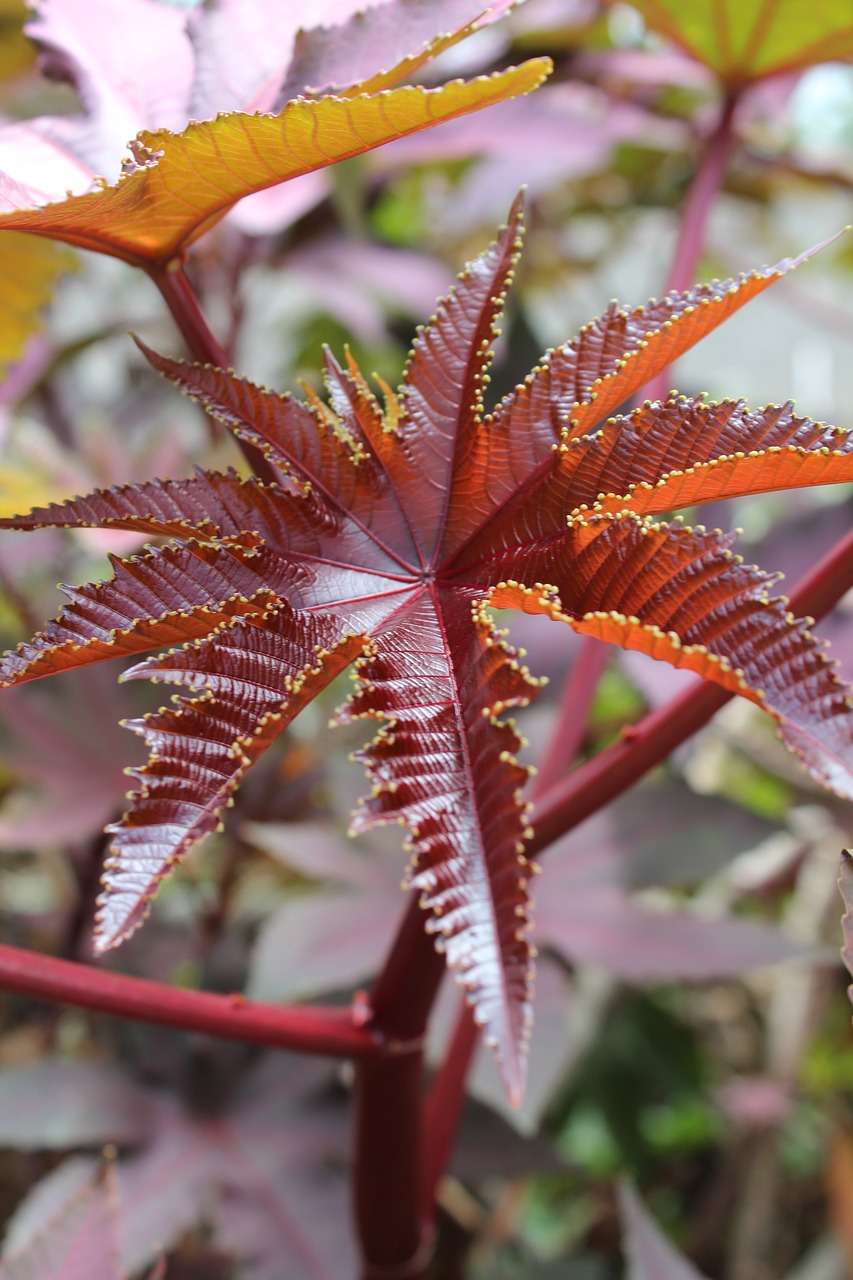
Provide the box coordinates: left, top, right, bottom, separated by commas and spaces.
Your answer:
623, 0, 853, 84
0, 63, 549, 268
4, 196, 853, 1101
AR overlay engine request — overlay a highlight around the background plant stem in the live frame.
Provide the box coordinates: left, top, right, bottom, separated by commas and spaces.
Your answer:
643, 89, 740, 404
148, 261, 278, 482
0, 942, 378, 1058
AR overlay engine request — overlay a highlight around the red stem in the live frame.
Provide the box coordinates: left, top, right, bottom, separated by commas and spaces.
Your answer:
352, 898, 446, 1278
531, 637, 610, 799
421, 997, 479, 1218
147, 262, 277, 484
148, 262, 231, 367
644, 90, 740, 404
0, 942, 379, 1059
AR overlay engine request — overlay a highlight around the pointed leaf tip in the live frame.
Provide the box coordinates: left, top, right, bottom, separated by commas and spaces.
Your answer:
0, 61, 551, 267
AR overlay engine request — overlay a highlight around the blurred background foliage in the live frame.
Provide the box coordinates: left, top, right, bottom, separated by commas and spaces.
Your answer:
1, 1, 853, 1277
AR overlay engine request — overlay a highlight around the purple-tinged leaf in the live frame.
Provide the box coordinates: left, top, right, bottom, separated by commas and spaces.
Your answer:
618, 1181, 710, 1280
0, 1165, 123, 1280
0, 1060, 152, 1149
26, 0, 193, 176
244, 824, 401, 1002
186, 0, 520, 121
278, 0, 520, 101
3, 1056, 356, 1280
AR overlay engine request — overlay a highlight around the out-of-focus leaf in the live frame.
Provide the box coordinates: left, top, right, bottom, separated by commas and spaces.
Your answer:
535, 812, 813, 982
188, 0, 521, 116
0, 1061, 152, 1148
839, 851, 853, 999
620, 0, 853, 85
608, 781, 777, 889
244, 822, 400, 1002
24, 0, 194, 174
0, 1165, 123, 1280
618, 1180, 711, 1280
375, 82, 685, 230
0, 667, 134, 849
2, 1056, 355, 1280
0, 233, 76, 373
0, 63, 550, 267
0, 0, 32, 83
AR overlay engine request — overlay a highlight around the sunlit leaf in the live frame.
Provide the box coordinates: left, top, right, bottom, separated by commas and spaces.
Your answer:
0, 62, 550, 268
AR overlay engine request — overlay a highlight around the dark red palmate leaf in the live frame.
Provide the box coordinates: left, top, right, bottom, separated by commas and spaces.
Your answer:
3, 194, 853, 1100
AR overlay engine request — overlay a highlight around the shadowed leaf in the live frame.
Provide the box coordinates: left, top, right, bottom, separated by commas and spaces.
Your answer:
2, 1058, 354, 1280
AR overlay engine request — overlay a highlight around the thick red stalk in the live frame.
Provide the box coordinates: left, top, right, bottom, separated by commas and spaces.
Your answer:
644, 90, 740, 404
353, 899, 446, 1278
421, 996, 479, 1218
0, 942, 379, 1058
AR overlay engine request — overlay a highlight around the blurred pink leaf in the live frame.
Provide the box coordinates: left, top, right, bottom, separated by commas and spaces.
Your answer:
0, 1165, 123, 1280
25, 0, 193, 179
244, 822, 400, 1002
373, 82, 686, 229
285, 237, 452, 343
0, 667, 137, 849
2, 1056, 354, 1280
2, 0, 524, 208
618, 1181, 710, 1280
191, 0, 520, 117
536, 810, 813, 981
0, 1060, 152, 1148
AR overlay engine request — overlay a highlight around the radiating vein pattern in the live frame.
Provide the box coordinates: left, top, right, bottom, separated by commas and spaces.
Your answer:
2, 196, 853, 1100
